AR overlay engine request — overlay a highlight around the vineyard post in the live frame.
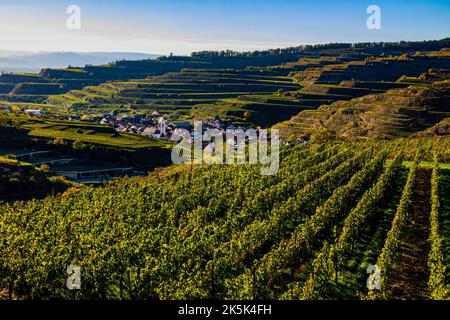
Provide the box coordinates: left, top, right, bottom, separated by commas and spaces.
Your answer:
335, 266, 338, 285
210, 260, 215, 299
252, 263, 256, 300
127, 269, 133, 299
8, 279, 12, 300
119, 273, 123, 299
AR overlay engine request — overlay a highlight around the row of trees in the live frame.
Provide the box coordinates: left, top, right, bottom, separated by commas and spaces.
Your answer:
367, 158, 418, 299
291, 154, 403, 299
190, 39, 450, 58
226, 150, 387, 299
427, 160, 449, 299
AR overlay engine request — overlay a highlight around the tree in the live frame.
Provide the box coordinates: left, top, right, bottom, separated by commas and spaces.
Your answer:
73, 140, 87, 151
399, 53, 410, 60
53, 138, 65, 146
39, 164, 50, 172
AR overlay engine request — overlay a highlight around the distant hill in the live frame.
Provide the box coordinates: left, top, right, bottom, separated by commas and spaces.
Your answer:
0, 57, 37, 73
0, 51, 160, 72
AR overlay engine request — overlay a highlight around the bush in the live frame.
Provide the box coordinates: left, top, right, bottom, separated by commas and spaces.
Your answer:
39, 164, 50, 172
73, 140, 88, 151
53, 137, 65, 145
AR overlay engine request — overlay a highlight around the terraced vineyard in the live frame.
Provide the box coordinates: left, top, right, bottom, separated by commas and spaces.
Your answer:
275, 52, 450, 140
42, 54, 442, 125
2, 45, 450, 135
0, 55, 305, 105
0, 137, 449, 300
44, 68, 310, 127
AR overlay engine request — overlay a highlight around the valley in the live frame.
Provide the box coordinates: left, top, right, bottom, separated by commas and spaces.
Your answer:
0, 38, 449, 301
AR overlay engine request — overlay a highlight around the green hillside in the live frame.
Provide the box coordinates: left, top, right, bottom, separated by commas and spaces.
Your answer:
2, 40, 449, 130
0, 54, 311, 105
0, 156, 73, 200
43, 68, 313, 127
0, 114, 171, 150
274, 53, 450, 141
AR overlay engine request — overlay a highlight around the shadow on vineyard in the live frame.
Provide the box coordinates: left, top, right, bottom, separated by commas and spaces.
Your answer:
324, 167, 409, 299
387, 169, 432, 299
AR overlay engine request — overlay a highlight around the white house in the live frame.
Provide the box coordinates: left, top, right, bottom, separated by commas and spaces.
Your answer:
157, 117, 167, 136
25, 109, 42, 116
142, 126, 157, 137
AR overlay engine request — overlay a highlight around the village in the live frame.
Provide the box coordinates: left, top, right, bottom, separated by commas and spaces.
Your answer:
90, 111, 308, 147
16, 108, 242, 141
0, 109, 266, 189
96, 111, 237, 141
10, 107, 306, 146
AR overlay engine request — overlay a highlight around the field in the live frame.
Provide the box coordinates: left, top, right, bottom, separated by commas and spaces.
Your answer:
0, 137, 449, 299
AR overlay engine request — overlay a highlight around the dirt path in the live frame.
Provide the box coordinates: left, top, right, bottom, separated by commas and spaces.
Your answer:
388, 168, 431, 300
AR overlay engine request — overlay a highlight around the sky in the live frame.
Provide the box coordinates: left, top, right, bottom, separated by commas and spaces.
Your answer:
0, 0, 449, 55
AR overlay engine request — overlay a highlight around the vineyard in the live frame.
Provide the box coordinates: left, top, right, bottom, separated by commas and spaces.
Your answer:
0, 137, 449, 300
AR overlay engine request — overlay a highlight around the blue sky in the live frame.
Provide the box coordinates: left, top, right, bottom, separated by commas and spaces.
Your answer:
0, 0, 449, 54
